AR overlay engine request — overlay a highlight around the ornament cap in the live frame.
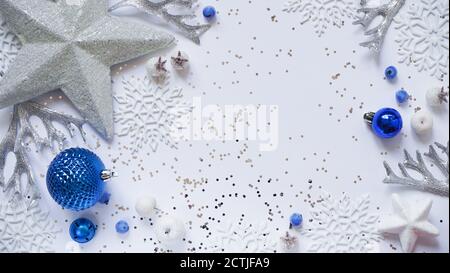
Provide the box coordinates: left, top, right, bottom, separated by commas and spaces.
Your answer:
363, 112, 376, 125
101, 170, 116, 181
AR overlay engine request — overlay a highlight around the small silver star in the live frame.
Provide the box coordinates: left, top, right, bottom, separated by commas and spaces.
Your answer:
438, 87, 449, 104
0, 0, 175, 139
280, 232, 298, 250
171, 51, 189, 69
155, 57, 168, 73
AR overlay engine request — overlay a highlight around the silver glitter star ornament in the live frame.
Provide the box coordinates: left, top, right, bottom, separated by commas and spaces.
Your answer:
0, 0, 175, 139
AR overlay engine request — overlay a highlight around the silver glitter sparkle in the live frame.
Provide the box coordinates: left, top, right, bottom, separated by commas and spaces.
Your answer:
0, 0, 175, 139
0, 102, 87, 203
109, 0, 211, 44
353, 0, 405, 52
383, 142, 449, 197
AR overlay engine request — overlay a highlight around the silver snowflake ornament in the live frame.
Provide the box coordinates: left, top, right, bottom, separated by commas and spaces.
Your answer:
0, 0, 175, 139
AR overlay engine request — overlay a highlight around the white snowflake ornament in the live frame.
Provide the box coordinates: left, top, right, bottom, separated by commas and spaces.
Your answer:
394, 0, 449, 79
114, 76, 192, 153
207, 222, 277, 253
0, 201, 61, 253
379, 194, 439, 253
301, 193, 381, 253
283, 0, 356, 37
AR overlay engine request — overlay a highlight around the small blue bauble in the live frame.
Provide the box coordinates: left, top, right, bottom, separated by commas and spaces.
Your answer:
385, 66, 398, 80
369, 108, 403, 139
203, 6, 216, 18
115, 220, 129, 234
98, 191, 111, 205
396, 89, 409, 104
290, 213, 303, 228
69, 218, 96, 243
46, 148, 108, 211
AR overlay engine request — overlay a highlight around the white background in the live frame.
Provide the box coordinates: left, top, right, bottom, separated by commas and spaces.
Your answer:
0, 0, 448, 253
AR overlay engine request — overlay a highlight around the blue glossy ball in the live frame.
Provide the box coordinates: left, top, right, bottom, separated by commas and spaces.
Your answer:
372, 108, 403, 139
115, 220, 130, 234
203, 6, 216, 18
69, 218, 96, 243
396, 89, 409, 104
47, 148, 106, 211
290, 213, 303, 228
385, 66, 398, 80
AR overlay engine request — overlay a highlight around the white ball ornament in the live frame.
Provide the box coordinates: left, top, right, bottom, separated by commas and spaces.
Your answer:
411, 110, 433, 135
426, 87, 448, 107
155, 216, 186, 243
65, 241, 81, 253
135, 196, 157, 217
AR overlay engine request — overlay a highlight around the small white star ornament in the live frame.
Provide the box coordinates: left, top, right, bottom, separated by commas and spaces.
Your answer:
379, 194, 440, 253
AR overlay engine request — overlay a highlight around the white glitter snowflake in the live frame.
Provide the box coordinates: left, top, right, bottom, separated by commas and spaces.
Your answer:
301, 193, 381, 253
0, 15, 21, 75
0, 200, 61, 253
394, 0, 449, 79
114, 76, 192, 153
283, 0, 356, 37
207, 222, 277, 253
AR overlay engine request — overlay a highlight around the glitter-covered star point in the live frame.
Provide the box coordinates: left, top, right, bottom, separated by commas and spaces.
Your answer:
0, 0, 175, 139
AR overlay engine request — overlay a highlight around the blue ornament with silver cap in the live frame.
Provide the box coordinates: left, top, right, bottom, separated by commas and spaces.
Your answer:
364, 108, 403, 139
46, 148, 114, 211
69, 218, 96, 243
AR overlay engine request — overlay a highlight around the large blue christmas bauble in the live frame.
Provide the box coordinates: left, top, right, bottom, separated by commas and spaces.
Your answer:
47, 148, 107, 211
